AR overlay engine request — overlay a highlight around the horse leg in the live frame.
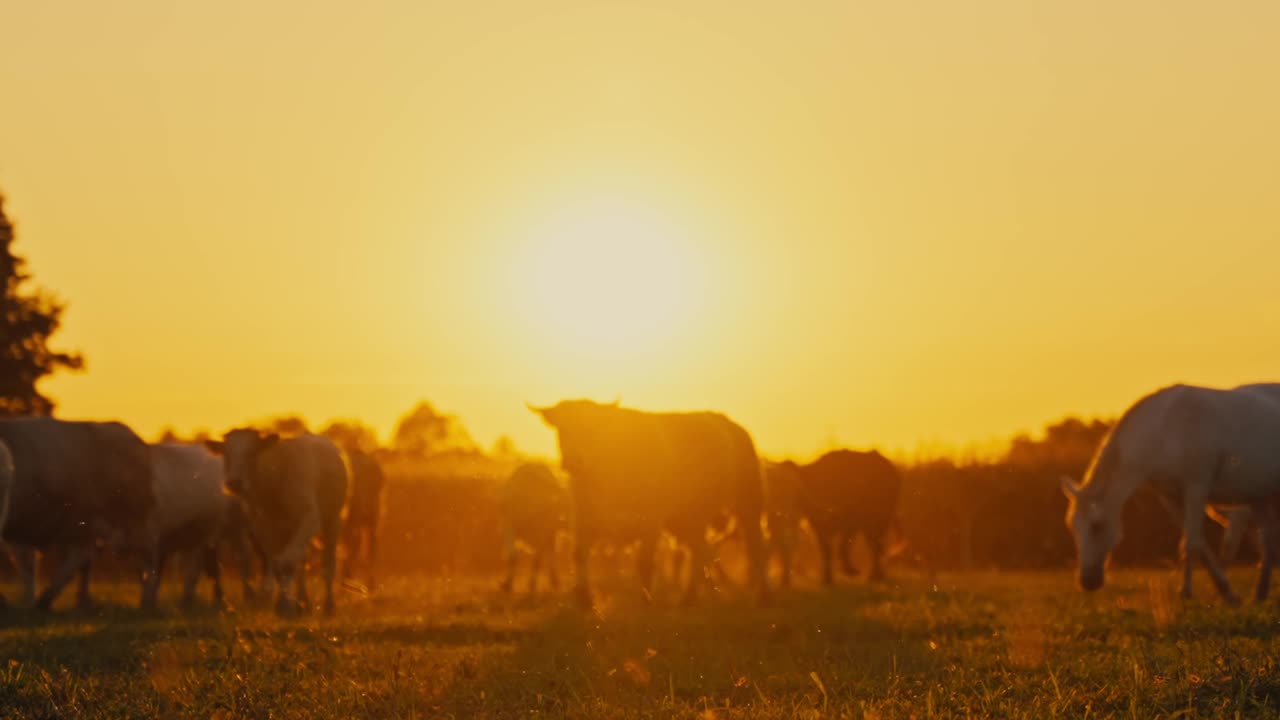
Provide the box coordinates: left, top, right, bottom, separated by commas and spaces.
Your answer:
1249, 501, 1279, 602
1183, 493, 1238, 604
1213, 507, 1248, 565
1155, 493, 1198, 599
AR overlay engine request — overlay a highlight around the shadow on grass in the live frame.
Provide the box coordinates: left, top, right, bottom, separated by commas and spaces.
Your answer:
428, 580, 936, 716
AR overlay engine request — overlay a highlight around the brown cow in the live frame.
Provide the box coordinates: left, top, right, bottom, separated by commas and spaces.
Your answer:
766, 449, 902, 587
498, 462, 568, 594
529, 399, 769, 607
341, 447, 385, 588
0, 418, 158, 610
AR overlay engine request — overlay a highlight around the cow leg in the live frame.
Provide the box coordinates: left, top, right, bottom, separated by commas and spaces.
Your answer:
273, 561, 298, 617
231, 527, 259, 606
840, 532, 859, 577
204, 546, 224, 606
76, 552, 95, 610
259, 566, 277, 608
365, 526, 378, 589
35, 543, 93, 611
338, 525, 352, 582
816, 530, 835, 587
9, 546, 38, 606
138, 544, 161, 613
275, 502, 320, 617
321, 526, 338, 616
774, 532, 793, 590
668, 545, 686, 590
680, 536, 711, 606
636, 533, 659, 596
573, 527, 593, 609
528, 551, 541, 595
295, 568, 311, 614
742, 511, 770, 605
1249, 501, 1279, 602
866, 530, 887, 582
180, 549, 204, 608
546, 541, 560, 591
499, 525, 517, 593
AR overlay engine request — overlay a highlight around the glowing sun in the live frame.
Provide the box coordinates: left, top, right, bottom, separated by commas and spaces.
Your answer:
514, 200, 703, 354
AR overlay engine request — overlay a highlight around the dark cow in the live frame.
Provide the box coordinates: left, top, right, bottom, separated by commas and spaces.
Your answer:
0, 418, 158, 610
529, 399, 769, 607
766, 449, 901, 587
341, 447, 385, 588
208, 429, 348, 616
498, 462, 568, 594
0, 440, 12, 605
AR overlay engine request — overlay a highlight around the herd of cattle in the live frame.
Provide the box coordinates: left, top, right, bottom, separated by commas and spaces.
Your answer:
0, 419, 384, 616
0, 400, 907, 615
6, 385, 1279, 617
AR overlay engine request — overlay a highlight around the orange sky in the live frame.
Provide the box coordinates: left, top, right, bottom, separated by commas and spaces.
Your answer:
2, 1, 1278, 458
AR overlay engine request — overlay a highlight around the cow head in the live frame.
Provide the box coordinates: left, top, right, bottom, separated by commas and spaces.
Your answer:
1061, 475, 1120, 591
208, 428, 280, 496
527, 398, 619, 474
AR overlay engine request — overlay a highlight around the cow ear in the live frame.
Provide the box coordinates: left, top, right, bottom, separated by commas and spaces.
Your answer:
609, 395, 621, 407
527, 403, 554, 425
260, 433, 280, 449
205, 440, 225, 455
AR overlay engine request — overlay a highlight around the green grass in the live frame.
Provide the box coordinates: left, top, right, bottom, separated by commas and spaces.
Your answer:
3, 569, 1280, 718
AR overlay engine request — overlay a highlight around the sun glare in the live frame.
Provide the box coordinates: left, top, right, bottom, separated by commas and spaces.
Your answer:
514, 200, 703, 356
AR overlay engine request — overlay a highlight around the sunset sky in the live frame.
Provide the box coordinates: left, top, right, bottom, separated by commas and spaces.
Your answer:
2, 1, 1278, 459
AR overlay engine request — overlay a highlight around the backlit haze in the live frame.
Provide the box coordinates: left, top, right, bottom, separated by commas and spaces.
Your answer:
2, 1, 1278, 458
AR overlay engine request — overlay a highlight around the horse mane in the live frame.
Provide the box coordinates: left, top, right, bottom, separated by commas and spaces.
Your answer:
1080, 384, 1185, 497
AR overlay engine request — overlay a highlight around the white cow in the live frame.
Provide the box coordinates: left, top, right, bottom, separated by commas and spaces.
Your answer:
1063, 383, 1280, 604
208, 430, 348, 616
150, 443, 253, 607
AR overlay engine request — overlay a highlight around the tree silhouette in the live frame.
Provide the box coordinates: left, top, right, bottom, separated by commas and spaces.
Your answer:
491, 434, 520, 461
256, 414, 310, 436
0, 194, 84, 415
320, 418, 379, 453
391, 401, 474, 456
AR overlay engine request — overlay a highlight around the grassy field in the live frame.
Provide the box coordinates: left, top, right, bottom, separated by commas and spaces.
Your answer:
2, 568, 1280, 719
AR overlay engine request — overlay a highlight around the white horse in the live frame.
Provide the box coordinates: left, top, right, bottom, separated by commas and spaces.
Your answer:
1062, 383, 1280, 604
